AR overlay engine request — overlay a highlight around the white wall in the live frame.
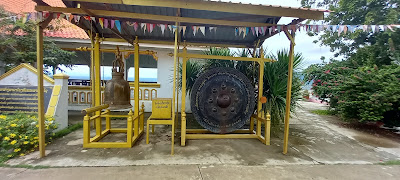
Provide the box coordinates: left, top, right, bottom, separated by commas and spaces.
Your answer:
156, 49, 193, 113
0, 68, 53, 86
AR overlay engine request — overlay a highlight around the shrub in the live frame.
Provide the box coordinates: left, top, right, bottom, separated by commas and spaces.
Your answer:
336, 65, 400, 123
0, 113, 57, 159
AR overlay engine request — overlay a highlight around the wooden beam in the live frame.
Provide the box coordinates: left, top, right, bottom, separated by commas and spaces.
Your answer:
35, 6, 281, 27
63, 0, 326, 20
103, 38, 249, 48
38, 15, 53, 29
178, 53, 276, 63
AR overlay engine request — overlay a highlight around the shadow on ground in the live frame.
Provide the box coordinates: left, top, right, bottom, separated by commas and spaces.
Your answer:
6, 101, 400, 167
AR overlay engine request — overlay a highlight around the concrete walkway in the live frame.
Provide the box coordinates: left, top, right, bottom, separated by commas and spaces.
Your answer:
2, 101, 400, 179
2, 165, 400, 180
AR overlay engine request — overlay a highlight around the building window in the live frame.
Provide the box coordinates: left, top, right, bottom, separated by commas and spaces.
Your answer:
144, 89, 149, 100
87, 92, 92, 104
151, 89, 157, 99
72, 91, 78, 103
79, 92, 86, 103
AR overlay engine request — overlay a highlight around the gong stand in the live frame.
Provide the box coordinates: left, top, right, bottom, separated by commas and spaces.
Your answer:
178, 44, 275, 146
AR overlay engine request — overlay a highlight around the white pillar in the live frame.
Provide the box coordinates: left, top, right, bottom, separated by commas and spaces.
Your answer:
52, 73, 70, 131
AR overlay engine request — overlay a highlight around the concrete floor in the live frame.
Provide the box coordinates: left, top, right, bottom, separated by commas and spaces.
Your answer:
5, 101, 400, 167
2, 165, 400, 180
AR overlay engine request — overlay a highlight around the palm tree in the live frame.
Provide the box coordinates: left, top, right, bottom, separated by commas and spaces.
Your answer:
263, 50, 304, 127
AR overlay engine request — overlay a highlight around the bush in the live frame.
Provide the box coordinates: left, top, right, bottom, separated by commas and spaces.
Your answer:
0, 113, 57, 159
336, 65, 400, 123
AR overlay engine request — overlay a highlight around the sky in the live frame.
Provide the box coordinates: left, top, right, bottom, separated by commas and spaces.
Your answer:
57, 0, 336, 80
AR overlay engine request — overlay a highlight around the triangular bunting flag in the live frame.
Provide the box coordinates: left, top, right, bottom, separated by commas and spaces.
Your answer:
343, 25, 348, 34
193, 26, 197, 36
115, 20, 121, 32
160, 24, 166, 34
167, 25, 172, 33
104, 19, 109, 28
387, 25, 395, 32
111, 20, 115, 29
277, 25, 281, 32
75, 15, 80, 23
133, 22, 138, 31
37, 12, 43, 22
141, 23, 146, 30
182, 26, 187, 36
199, 26, 205, 35
172, 25, 177, 34
99, 18, 104, 28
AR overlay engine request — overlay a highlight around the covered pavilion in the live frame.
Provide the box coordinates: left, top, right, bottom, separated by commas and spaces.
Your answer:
33, 0, 328, 157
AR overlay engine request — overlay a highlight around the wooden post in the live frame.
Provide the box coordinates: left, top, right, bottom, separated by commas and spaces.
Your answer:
171, 22, 179, 154
90, 31, 95, 108
94, 33, 101, 136
127, 110, 133, 146
36, 24, 45, 158
283, 31, 295, 154
134, 37, 140, 116
256, 49, 265, 138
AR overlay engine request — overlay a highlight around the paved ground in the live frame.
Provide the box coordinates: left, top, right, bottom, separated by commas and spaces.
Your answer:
2, 165, 400, 180
2, 101, 400, 179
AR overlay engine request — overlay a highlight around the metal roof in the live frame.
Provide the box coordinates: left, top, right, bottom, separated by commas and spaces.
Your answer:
55, 0, 328, 47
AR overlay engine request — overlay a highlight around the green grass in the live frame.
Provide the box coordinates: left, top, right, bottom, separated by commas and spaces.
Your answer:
310, 110, 336, 116
378, 160, 400, 165
53, 123, 83, 139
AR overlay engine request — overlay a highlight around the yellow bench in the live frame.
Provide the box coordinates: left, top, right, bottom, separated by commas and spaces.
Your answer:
146, 98, 175, 154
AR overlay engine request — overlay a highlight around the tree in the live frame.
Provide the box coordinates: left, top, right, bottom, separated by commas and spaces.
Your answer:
301, 0, 400, 63
0, 7, 76, 74
301, 0, 400, 124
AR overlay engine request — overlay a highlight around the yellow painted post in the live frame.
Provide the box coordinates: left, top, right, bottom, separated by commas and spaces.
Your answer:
176, 54, 179, 132
180, 45, 188, 148
83, 115, 90, 146
90, 32, 95, 108
250, 116, 254, 132
127, 110, 133, 146
36, 24, 45, 158
106, 109, 111, 130
171, 22, 179, 154
181, 112, 186, 146
283, 31, 295, 154
266, 111, 271, 145
94, 33, 102, 136
134, 37, 140, 116
256, 50, 265, 138
134, 114, 139, 139
140, 102, 145, 133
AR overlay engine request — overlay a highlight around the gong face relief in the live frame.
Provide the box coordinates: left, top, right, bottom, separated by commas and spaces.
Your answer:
191, 67, 255, 133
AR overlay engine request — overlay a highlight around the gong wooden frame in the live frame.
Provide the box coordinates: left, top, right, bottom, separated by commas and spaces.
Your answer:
178, 44, 274, 146
33, 0, 325, 157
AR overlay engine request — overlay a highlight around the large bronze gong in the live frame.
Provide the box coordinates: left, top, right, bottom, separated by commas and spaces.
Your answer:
190, 67, 255, 133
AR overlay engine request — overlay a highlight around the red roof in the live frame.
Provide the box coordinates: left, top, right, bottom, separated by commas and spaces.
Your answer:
0, 0, 89, 39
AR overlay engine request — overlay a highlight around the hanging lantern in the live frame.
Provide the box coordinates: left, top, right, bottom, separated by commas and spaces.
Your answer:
104, 48, 132, 110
